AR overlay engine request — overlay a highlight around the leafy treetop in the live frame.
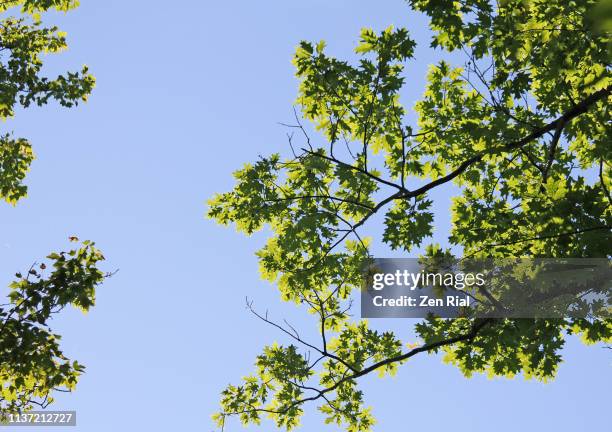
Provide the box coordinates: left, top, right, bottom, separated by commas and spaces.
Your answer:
208, 0, 611, 430
0, 239, 105, 414
0, 0, 104, 416
0, 0, 94, 204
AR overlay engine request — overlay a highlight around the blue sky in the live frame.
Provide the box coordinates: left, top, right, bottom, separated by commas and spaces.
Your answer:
0, 1, 610, 431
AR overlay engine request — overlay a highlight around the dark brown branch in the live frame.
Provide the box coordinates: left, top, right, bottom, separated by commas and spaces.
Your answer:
464, 225, 612, 257
405, 86, 611, 199
221, 318, 493, 418
542, 119, 566, 183
245, 298, 358, 373
264, 195, 375, 211
599, 160, 611, 205
302, 148, 409, 193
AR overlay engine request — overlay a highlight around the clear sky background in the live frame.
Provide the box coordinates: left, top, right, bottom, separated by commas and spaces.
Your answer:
0, 1, 610, 431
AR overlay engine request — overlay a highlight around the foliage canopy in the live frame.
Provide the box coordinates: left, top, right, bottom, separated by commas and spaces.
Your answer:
0, 0, 104, 414
209, 0, 611, 430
